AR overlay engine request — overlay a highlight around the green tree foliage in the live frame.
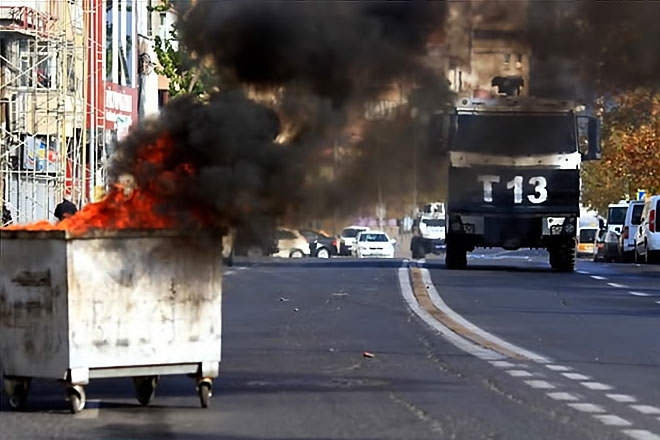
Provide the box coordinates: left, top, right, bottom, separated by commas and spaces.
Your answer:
149, 1, 215, 98
582, 89, 660, 213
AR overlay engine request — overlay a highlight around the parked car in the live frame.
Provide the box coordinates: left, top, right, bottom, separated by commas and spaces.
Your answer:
577, 227, 598, 258
338, 226, 370, 256
618, 200, 645, 262
231, 223, 279, 258
272, 228, 311, 258
634, 195, 660, 263
606, 200, 629, 235
355, 230, 396, 259
299, 229, 338, 258
593, 228, 620, 262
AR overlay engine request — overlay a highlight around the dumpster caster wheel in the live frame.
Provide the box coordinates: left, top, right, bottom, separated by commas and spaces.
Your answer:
66, 386, 86, 414
4, 379, 30, 411
134, 376, 159, 406
197, 380, 212, 409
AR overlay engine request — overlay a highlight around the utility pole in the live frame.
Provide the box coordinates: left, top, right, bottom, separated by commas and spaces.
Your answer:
412, 118, 418, 216
333, 138, 338, 234
410, 107, 419, 216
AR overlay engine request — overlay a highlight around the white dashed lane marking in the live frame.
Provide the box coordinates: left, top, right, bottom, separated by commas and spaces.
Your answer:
506, 370, 534, 377
547, 392, 579, 401
630, 291, 652, 297
608, 282, 627, 288
623, 430, 660, 440
581, 382, 615, 391
524, 380, 555, 389
591, 275, 608, 280
546, 364, 572, 372
631, 405, 660, 415
490, 360, 516, 368
594, 415, 633, 426
567, 403, 606, 413
607, 394, 638, 403
562, 372, 591, 380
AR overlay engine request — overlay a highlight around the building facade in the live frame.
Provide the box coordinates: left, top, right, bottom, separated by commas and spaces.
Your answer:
0, 1, 89, 223
439, 0, 531, 98
0, 0, 159, 222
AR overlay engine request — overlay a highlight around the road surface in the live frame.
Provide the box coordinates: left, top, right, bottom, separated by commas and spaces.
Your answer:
2, 251, 660, 439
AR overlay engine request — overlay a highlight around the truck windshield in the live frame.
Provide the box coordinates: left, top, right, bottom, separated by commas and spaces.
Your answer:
454, 114, 577, 155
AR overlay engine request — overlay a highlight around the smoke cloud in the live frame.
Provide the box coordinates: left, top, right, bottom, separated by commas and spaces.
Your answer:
109, 0, 449, 232
108, 0, 657, 235
528, 1, 660, 97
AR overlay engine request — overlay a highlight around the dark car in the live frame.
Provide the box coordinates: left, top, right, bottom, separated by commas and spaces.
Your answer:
299, 229, 338, 258
233, 223, 279, 258
593, 229, 620, 262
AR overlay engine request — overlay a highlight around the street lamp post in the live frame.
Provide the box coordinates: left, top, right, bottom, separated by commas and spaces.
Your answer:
410, 108, 419, 217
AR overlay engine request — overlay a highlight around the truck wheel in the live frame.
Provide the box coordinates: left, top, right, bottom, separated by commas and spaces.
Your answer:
445, 241, 467, 270
550, 238, 576, 272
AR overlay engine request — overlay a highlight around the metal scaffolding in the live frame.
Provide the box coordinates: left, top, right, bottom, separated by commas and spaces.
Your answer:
0, 3, 94, 225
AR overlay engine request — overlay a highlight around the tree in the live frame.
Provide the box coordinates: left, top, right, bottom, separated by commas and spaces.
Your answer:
149, 1, 216, 98
582, 89, 660, 213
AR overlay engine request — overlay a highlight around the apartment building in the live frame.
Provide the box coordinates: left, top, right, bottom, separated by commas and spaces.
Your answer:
440, 0, 531, 98
0, 0, 89, 223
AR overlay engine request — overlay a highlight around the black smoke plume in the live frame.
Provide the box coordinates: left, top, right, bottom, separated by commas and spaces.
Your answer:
109, 1, 449, 234
528, 1, 660, 97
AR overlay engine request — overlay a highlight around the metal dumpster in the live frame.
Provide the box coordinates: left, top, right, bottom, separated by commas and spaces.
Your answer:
0, 229, 223, 413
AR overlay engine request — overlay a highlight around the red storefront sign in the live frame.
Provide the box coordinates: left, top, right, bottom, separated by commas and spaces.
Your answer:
104, 82, 138, 136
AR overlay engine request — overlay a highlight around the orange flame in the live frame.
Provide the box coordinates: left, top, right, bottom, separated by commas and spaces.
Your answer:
2, 135, 206, 236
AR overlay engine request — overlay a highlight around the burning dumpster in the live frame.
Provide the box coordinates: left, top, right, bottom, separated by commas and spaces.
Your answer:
0, 228, 223, 413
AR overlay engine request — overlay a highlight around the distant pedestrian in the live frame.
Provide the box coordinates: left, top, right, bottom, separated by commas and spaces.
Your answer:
54, 199, 78, 222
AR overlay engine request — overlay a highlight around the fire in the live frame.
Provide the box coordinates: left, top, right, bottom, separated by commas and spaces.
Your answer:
2, 135, 205, 236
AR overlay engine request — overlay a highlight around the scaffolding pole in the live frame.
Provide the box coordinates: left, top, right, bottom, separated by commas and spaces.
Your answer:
0, 3, 94, 225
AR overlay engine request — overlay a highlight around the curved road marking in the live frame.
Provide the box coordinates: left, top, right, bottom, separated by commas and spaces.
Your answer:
397, 267, 503, 361
398, 262, 660, 438
414, 266, 551, 363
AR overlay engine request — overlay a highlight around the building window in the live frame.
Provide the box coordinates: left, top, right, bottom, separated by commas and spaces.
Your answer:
503, 53, 511, 71
159, 13, 168, 40
147, 0, 153, 37
158, 89, 169, 108
515, 53, 523, 70
36, 41, 55, 89
66, 50, 76, 93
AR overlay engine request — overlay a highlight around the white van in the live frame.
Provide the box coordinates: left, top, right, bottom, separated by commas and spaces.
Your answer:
607, 200, 629, 235
618, 200, 645, 262
634, 195, 660, 263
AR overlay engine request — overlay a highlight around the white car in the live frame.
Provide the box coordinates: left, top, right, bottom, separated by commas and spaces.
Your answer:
618, 200, 644, 262
634, 195, 660, 264
273, 228, 310, 258
355, 230, 396, 259
339, 225, 370, 256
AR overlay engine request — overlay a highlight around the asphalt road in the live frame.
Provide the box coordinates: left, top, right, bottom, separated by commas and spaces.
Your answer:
2, 252, 660, 439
